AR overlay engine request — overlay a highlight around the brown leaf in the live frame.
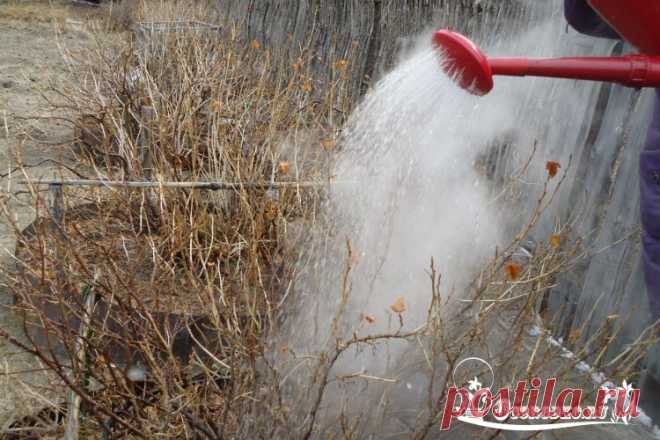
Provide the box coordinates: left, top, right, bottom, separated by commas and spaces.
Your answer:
364, 314, 376, 324
322, 138, 335, 151
250, 39, 261, 50
211, 100, 222, 113
332, 59, 348, 70
278, 161, 290, 175
568, 328, 581, 343
301, 80, 313, 93
549, 234, 561, 249
264, 201, 278, 221
505, 262, 523, 281
546, 161, 561, 178
390, 296, 406, 314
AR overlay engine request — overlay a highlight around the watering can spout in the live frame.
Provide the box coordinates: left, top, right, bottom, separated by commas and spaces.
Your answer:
433, 29, 660, 96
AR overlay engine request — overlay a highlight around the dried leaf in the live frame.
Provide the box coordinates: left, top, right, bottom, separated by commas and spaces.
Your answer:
264, 201, 278, 221
364, 314, 376, 324
546, 161, 561, 178
211, 100, 222, 113
332, 59, 348, 70
278, 161, 290, 175
390, 296, 406, 314
568, 328, 581, 343
505, 262, 522, 281
322, 138, 335, 151
549, 234, 561, 249
250, 39, 261, 50
301, 80, 313, 93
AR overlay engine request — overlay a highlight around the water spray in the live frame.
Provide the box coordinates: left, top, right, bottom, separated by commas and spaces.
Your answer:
433, 0, 660, 96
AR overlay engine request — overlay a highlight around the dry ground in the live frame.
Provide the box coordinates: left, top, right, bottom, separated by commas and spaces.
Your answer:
0, 0, 98, 428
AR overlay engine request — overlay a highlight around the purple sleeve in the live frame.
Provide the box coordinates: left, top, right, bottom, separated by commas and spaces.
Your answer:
641, 91, 660, 322
564, 0, 620, 39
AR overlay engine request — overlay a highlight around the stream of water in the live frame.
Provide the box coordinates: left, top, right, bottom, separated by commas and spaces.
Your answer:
278, 1, 658, 437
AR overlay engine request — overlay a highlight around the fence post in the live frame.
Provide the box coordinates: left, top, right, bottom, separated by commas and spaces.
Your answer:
50, 183, 64, 227
361, 0, 383, 96
63, 274, 99, 440
50, 183, 65, 285
140, 106, 160, 231
140, 106, 155, 180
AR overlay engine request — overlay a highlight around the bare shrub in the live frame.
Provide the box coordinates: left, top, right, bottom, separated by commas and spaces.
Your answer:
2, 1, 354, 437
103, 1, 137, 33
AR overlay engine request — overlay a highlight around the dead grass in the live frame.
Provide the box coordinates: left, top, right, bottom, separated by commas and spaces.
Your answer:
0, 0, 79, 23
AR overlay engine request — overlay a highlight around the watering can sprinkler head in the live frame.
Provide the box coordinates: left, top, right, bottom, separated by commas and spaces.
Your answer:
433, 29, 660, 96
433, 30, 493, 96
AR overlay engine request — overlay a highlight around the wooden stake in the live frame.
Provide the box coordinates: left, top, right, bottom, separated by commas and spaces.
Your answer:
63, 274, 99, 440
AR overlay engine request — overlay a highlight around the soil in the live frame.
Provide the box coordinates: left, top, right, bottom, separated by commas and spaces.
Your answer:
0, 0, 98, 429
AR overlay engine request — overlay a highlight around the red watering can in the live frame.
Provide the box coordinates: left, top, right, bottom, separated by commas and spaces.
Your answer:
433, 0, 660, 95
